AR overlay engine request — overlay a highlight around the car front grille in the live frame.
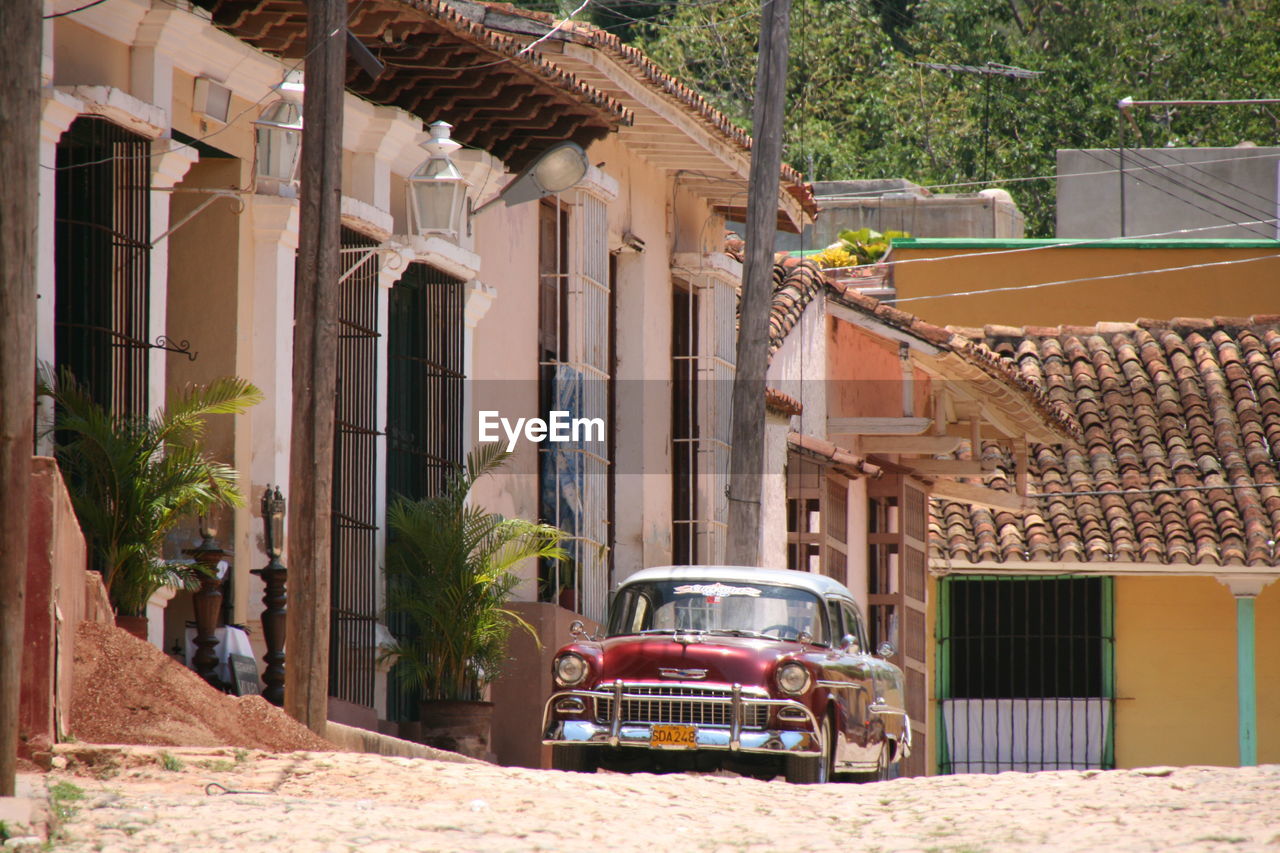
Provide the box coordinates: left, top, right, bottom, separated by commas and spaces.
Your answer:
595, 684, 770, 729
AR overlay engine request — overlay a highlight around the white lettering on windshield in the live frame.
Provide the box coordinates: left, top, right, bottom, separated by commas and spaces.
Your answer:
672, 583, 762, 598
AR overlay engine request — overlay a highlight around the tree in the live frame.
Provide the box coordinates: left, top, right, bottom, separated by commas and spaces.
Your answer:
633, 0, 1280, 236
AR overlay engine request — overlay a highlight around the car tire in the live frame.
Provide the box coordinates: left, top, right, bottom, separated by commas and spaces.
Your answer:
784, 715, 833, 784
550, 744, 598, 773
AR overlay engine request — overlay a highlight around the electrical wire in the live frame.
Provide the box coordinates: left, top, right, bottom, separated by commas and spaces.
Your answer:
891, 251, 1280, 306
1118, 145, 1278, 226
41, 0, 368, 173
1027, 482, 1276, 500
43, 0, 112, 19
1104, 146, 1278, 237
1077, 148, 1276, 241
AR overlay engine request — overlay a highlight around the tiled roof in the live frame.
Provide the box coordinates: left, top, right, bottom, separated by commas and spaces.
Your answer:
558, 23, 816, 218
934, 317, 1280, 567
201, 0, 631, 170
765, 259, 1079, 442
765, 386, 803, 416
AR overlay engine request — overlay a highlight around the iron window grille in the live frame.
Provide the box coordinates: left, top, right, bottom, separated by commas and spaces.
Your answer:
54, 117, 152, 418
936, 575, 1116, 774
328, 227, 382, 710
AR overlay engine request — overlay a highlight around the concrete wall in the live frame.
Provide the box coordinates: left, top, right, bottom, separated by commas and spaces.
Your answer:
774, 180, 1025, 252
20, 457, 111, 758
1056, 147, 1280, 240
891, 241, 1280, 328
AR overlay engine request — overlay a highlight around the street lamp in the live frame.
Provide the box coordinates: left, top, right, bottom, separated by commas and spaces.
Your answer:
471, 141, 590, 217
261, 485, 286, 560
253, 73, 304, 184
407, 121, 469, 238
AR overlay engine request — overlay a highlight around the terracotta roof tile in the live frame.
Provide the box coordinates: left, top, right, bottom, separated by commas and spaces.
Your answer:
934, 317, 1280, 568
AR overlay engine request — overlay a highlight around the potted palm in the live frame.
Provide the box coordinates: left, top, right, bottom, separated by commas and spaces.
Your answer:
40, 369, 262, 633
381, 444, 566, 758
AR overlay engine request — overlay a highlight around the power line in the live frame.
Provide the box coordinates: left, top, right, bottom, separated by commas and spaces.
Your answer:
1078, 148, 1276, 241
43, 0, 112, 19
815, 150, 1280, 199
1113, 146, 1277, 227
890, 251, 1280, 306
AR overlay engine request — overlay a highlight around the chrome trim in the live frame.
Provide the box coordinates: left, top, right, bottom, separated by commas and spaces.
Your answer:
542, 682, 823, 757
555, 697, 586, 714
816, 679, 866, 692
658, 667, 708, 680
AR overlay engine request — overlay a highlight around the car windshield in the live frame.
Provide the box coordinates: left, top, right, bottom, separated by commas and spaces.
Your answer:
607, 579, 827, 644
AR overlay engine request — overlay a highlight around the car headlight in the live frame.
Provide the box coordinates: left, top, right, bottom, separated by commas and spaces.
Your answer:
776, 661, 811, 695
554, 653, 589, 687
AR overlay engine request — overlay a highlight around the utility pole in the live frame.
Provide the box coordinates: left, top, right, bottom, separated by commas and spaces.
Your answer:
285, 0, 345, 734
725, 0, 792, 568
0, 0, 40, 797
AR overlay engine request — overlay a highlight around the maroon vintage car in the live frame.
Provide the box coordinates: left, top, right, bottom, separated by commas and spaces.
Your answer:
542, 566, 911, 783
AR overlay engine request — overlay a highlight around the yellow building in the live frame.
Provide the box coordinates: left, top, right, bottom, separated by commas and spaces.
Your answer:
891, 239, 1280, 770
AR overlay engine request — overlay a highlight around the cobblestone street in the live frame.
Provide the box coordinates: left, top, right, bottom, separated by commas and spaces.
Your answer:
30, 747, 1280, 852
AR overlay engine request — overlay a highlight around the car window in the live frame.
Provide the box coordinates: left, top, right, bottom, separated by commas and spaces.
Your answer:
826, 601, 844, 645
841, 603, 868, 655
608, 580, 826, 643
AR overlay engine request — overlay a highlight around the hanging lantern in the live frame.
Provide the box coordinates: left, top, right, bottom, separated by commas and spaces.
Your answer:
253, 99, 303, 183
407, 121, 469, 238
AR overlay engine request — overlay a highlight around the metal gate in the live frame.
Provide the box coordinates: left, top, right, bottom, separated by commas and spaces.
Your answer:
55, 116, 151, 417
385, 261, 465, 721
937, 575, 1115, 773
329, 228, 381, 709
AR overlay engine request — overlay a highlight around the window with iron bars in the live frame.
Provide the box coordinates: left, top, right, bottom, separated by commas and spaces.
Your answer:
537, 191, 611, 623
384, 261, 465, 723
670, 266, 736, 565
54, 116, 152, 418
329, 227, 382, 711
937, 575, 1116, 774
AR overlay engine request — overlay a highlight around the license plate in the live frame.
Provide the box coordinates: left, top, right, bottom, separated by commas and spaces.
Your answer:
651, 724, 697, 749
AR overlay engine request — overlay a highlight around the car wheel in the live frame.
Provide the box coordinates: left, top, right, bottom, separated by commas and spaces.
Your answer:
784, 715, 833, 784
551, 744, 597, 773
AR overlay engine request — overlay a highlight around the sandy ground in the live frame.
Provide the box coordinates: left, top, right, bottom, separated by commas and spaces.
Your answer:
31, 746, 1280, 852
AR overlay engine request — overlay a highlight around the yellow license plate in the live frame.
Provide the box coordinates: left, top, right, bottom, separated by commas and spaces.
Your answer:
651, 724, 697, 748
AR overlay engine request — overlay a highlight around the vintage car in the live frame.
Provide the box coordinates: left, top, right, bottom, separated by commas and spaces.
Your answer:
542, 566, 911, 783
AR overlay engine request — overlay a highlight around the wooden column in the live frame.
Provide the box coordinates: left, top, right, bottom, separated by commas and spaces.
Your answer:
285, 0, 345, 734
726, 0, 792, 567
0, 0, 39, 797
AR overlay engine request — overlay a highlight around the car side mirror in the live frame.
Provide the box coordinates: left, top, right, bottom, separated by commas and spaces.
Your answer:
876, 641, 896, 658
569, 619, 589, 641
841, 633, 859, 654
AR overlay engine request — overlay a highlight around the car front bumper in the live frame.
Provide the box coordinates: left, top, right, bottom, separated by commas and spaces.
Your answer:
541, 681, 822, 756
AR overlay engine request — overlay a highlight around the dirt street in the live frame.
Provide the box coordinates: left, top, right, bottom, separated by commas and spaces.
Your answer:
34, 747, 1280, 852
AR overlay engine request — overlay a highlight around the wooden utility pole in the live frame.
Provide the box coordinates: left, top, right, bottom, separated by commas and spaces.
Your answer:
725, 0, 792, 567
285, 0, 345, 734
0, 0, 40, 797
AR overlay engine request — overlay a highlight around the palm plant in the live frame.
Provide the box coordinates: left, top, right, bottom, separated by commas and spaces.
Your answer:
382, 444, 567, 702
40, 368, 262, 617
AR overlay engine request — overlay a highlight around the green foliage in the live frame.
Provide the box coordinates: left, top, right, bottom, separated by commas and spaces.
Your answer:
381, 444, 568, 702
48, 781, 85, 823
633, 0, 1280, 236
158, 752, 184, 772
40, 368, 262, 616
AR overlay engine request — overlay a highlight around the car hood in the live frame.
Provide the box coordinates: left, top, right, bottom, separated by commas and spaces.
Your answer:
590, 634, 795, 686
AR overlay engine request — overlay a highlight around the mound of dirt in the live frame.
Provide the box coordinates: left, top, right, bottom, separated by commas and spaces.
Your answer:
71, 620, 336, 752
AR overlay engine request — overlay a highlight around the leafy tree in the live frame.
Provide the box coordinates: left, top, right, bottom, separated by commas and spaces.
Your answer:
630, 0, 1280, 236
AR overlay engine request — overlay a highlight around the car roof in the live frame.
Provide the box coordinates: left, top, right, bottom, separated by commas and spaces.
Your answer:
618, 565, 856, 601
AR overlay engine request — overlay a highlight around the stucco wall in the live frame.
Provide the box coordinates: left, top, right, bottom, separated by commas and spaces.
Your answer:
1254, 580, 1280, 764
892, 243, 1280, 328
1114, 576, 1240, 768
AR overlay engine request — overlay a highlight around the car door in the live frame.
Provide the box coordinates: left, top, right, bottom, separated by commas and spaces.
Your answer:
819, 597, 878, 769
845, 601, 906, 750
